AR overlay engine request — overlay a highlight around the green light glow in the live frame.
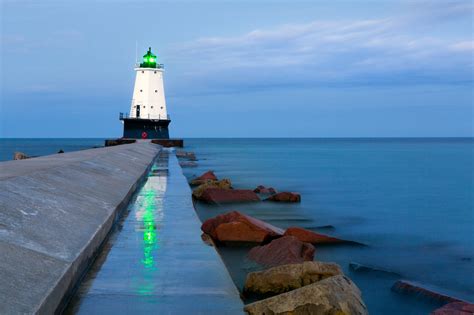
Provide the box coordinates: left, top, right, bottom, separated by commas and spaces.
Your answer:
140, 47, 158, 68
141, 189, 158, 270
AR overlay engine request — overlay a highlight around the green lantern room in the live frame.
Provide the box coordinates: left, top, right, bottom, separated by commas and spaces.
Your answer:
140, 47, 157, 68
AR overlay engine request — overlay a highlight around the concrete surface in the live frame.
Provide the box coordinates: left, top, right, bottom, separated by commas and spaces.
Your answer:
0, 142, 161, 314
65, 150, 244, 314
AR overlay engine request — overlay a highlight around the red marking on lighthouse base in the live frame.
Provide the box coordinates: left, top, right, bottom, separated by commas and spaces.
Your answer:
141, 131, 148, 139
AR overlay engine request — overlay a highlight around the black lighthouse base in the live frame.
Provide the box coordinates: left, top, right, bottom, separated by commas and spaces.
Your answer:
121, 117, 170, 139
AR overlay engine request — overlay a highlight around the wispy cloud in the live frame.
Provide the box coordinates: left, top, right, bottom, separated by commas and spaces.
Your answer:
168, 2, 473, 93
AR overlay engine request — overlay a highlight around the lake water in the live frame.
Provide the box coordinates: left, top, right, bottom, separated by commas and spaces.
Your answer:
181, 138, 474, 314
2, 138, 473, 314
0, 138, 105, 161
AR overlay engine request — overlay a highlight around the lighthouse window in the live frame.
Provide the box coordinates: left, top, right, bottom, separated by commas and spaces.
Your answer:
155, 90, 157, 93
154, 71, 157, 74
141, 71, 144, 74
161, 106, 163, 109
140, 89, 142, 92
151, 106, 154, 109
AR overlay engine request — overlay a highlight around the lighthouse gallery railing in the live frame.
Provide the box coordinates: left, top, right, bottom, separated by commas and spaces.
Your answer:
134, 63, 164, 69
119, 112, 170, 120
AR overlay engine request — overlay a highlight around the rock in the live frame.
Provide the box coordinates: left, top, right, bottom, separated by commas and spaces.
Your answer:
248, 236, 315, 267
57, 149, 64, 154
349, 262, 401, 277
13, 152, 30, 160
265, 192, 301, 203
201, 233, 214, 246
314, 225, 336, 230
284, 227, 345, 244
104, 138, 136, 147
176, 150, 196, 161
201, 211, 283, 244
190, 170, 218, 186
192, 179, 232, 199
151, 139, 184, 148
244, 261, 343, 296
179, 161, 198, 168
254, 185, 277, 194
244, 275, 368, 315
392, 280, 463, 304
431, 302, 474, 315
198, 188, 260, 204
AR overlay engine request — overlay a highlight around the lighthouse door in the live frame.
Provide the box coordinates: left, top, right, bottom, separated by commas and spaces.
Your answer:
136, 105, 141, 118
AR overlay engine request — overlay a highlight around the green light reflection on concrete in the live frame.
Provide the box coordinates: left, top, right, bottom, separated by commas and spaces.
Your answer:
141, 189, 159, 270
136, 186, 160, 296
135, 163, 167, 296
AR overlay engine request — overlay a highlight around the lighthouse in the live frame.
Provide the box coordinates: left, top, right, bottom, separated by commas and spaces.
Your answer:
120, 47, 170, 139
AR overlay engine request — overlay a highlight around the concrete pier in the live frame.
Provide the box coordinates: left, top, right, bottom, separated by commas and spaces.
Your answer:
66, 150, 243, 314
0, 142, 243, 314
0, 142, 160, 314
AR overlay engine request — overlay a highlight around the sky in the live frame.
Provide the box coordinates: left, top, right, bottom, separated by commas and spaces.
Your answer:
0, 0, 473, 138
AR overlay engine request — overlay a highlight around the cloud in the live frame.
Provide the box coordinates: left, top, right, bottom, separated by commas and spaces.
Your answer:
450, 41, 474, 52
409, 0, 474, 22
167, 4, 473, 94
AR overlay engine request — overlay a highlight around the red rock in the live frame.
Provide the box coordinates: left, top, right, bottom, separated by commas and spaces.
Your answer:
265, 192, 301, 203
284, 227, 345, 244
201, 211, 284, 244
431, 302, 474, 315
254, 185, 277, 194
248, 236, 315, 267
196, 170, 217, 181
190, 170, 218, 186
392, 280, 463, 304
199, 188, 260, 204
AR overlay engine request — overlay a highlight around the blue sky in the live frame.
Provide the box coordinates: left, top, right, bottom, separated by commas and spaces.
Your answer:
1, 0, 472, 137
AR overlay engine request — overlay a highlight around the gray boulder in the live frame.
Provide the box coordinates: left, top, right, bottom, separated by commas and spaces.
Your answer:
244, 261, 342, 296
192, 179, 232, 198
179, 161, 198, 168
244, 275, 368, 315
13, 152, 30, 160
176, 150, 197, 160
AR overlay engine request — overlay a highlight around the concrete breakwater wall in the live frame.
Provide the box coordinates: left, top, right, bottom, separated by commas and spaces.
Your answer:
66, 150, 244, 314
0, 142, 161, 314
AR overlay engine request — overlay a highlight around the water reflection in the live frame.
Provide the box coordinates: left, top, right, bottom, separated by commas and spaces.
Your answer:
134, 152, 168, 295
141, 190, 159, 269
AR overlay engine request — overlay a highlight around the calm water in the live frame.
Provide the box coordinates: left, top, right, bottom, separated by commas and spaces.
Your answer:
0, 138, 105, 161
181, 138, 474, 314
2, 138, 473, 314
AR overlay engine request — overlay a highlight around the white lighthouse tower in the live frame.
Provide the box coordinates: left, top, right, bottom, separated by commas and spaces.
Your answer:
130, 47, 167, 120
120, 47, 171, 139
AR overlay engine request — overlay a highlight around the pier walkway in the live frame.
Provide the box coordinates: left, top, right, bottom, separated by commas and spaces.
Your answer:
0, 141, 160, 314
65, 149, 243, 314
0, 142, 243, 314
